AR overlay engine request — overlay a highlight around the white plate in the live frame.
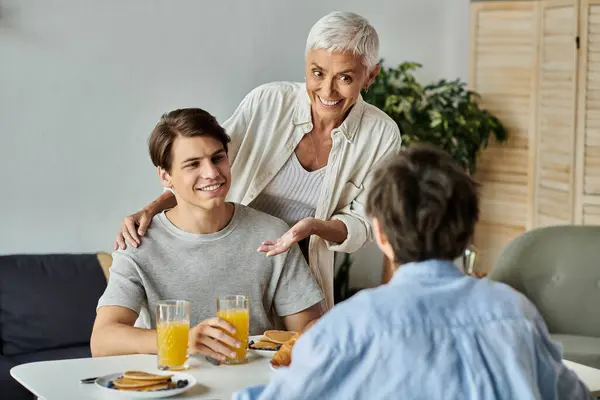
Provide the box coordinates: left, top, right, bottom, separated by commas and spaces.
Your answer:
248, 335, 279, 358
95, 371, 196, 399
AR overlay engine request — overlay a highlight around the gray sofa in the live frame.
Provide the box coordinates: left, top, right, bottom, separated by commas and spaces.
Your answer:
0, 253, 111, 399
488, 225, 600, 368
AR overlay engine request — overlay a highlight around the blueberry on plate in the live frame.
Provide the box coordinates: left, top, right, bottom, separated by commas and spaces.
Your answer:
176, 379, 188, 388
108, 381, 115, 389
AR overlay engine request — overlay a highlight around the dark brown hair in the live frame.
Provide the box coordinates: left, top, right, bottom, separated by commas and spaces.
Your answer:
366, 143, 479, 265
148, 108, 230, 172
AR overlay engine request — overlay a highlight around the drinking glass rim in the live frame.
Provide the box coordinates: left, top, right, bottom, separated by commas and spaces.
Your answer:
217, 295, 249, 301
157, 299, 191, 307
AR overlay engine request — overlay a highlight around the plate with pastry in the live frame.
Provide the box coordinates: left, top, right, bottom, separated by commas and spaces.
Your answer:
248, 335, 281, 357
95, 370, 196, 398
248, 330, 299, 358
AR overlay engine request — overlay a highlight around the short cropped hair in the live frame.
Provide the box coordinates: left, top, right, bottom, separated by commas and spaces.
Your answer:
366, 143, 480, 265
305, 11, 379, 70
148, 108, 230, 172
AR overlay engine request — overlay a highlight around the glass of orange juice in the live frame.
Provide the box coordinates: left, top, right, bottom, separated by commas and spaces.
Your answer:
216, 295, 249, 365
156, 300, 190, 370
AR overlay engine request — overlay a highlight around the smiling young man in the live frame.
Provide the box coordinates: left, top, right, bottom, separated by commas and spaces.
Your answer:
91, 108, 323, 362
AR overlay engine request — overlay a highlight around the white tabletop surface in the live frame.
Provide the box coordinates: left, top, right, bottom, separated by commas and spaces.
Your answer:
564, 360, 600, 395
10, 353, 273, 400
11, 354, 600, 399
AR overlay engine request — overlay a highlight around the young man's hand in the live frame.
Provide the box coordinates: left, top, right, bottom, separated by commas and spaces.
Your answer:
188, 317, 240, 361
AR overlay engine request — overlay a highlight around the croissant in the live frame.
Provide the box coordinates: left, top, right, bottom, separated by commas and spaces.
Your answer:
270, 333, 300, 367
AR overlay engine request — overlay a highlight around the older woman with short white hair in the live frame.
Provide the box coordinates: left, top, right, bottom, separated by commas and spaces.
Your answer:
114, 11, 401, 310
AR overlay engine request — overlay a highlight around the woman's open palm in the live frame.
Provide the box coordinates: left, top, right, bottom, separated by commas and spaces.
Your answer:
257, 218, 315, 256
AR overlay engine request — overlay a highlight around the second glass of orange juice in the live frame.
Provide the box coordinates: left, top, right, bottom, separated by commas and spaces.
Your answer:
156, 300, 190, 370
216, 295, 249, 365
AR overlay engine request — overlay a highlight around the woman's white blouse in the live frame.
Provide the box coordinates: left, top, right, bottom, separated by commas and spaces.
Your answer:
249, 152, 325, 227
223, 82, 402, 309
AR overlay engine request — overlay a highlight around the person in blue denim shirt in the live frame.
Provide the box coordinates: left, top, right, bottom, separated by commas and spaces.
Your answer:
233, 143, 594, 400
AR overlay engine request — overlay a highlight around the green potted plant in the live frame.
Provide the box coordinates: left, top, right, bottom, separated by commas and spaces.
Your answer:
364, 61, 507, 173
333, 61, 507, 303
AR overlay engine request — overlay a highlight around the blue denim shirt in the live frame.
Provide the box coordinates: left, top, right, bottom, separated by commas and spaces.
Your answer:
233, 259, 593, 400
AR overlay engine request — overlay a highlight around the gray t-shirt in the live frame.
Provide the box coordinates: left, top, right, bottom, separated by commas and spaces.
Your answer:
97, 203, 324, 335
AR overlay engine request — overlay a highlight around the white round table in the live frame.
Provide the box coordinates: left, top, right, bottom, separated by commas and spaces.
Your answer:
10, 352, 273, 400
11, 354, 600, 399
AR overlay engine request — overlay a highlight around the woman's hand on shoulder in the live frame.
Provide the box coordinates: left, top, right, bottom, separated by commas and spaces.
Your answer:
114, 208, 156, 250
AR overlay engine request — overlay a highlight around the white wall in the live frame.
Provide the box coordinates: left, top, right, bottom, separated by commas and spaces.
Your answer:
0, 0, 470, 288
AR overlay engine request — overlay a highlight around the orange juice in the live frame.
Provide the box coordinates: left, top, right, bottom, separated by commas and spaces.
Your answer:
157, 321, 189, 369
217, 308, 249, 362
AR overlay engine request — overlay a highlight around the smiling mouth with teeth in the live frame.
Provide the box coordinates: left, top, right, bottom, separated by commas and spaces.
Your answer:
318, 96, 342, 106
198, 183, 224, 192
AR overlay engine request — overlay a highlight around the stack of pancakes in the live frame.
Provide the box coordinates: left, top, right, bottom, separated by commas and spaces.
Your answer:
111, 371, 174, 392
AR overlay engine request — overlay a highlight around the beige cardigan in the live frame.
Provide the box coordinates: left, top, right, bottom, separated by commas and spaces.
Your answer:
224, 81, 402, 309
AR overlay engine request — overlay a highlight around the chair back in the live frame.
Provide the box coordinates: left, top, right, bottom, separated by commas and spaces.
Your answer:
488, 225, 600, 337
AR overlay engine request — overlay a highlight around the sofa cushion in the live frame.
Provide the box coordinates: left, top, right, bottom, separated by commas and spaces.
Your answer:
10, 345, 91, 365
0, 356, 33, 400
551, 334, 600, 369
0, 254, 107, 356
